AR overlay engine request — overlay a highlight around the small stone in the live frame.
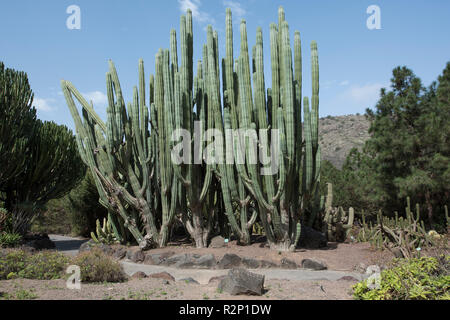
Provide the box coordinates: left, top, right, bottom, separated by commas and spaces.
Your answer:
131, 271, 147, 279
149, 272, 175, 282
391, 248, 404, 258
301, 258, 328, 270
127, 249, 145, 263
113, 247, 127, 260
180, 277, 199, 284
280, 258, 298, 269
337, 276, 359, 282
218, 268, 265, 296
218, 253, 242, 269
209, 235, 226, 248
259, 260, 278, 268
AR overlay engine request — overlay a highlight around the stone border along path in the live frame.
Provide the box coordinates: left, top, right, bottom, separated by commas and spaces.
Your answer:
50, 234, 367, 285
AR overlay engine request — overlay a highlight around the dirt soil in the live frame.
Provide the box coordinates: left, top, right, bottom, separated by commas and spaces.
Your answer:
0, 240, 398, 300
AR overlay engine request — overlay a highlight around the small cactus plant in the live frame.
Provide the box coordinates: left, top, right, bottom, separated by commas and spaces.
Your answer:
91, 217, 120, 245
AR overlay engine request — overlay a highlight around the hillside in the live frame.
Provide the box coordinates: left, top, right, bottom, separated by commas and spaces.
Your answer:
318, 114, 371, 169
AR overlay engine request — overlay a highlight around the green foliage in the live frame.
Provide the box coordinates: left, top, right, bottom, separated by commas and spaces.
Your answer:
72, 248, 127, 283
5, 121, 85, 234
1, 62, 85, 236
0, 232, 22, 248
0, 249, 69, 280
353, 256, 450, 300
0, 62, 37, 191
344, 64, 450, 228
17, 251, 70, 280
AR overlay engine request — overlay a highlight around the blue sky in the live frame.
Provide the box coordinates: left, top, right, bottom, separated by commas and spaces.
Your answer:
1, 0, 449, 130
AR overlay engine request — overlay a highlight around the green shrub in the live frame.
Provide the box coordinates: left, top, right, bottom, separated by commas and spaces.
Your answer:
0, 232, 22, 248
353, 255, 450, 300
0, 249, 27, 279
18, 251, 69, 280
0, 249, 69, 280
72, 248, 127, 283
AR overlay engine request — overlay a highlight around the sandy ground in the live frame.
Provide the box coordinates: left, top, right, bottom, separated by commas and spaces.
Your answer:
0, 239, 399, 300
128, 239, 395, 272
0, 277, 358, 300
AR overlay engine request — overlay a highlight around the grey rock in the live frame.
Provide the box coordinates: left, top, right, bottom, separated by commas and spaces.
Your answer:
242, 258, 260, 269
218, 268, 265, 296
166, 253, 197, 268
180, 277, 199, 284
298, 225, 327, 249
259, 260, 278, 268
301, 258, 328, 270
280, 258, 298, 269
209, 235, 226, 248
391, 248, 404, 258
218, 253, 242, 269
194, 254, 216, 269
144, 251, 175, 265
79, 240, 95, 253
149, 272, 175, 281
131, 271, 147, 279
79, 241, 114, 256
113, 247, 127, 260
127, 249, 145, 263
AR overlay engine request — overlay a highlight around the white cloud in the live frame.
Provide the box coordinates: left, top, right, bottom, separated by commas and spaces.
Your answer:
339, 80, 349, 86
344, 83, 384, 105
223, 1, 246, 20
83, 91, 108, 107
178, 0, 215, 24
34, 98, 55, 112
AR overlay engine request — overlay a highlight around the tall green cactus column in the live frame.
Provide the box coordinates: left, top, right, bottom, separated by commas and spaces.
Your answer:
228, 6, 322, 251
167, 10, 218, 248
61, 57, 176, 248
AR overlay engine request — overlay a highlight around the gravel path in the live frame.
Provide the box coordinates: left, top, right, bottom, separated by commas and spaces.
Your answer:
49, 234, 89, 256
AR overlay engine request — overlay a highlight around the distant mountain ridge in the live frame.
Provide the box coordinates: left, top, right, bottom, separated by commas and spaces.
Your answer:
318, 114, 371, 169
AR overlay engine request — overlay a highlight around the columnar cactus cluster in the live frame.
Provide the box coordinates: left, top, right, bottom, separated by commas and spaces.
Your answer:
320, 183, 355, 242
61, 6, 322, 251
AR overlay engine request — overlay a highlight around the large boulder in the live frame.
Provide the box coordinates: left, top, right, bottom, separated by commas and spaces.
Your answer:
218, 269, 265, 296
298, 225, 327, 249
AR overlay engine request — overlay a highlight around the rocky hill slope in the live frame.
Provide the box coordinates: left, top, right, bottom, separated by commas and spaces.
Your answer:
318, 114, 371, 168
